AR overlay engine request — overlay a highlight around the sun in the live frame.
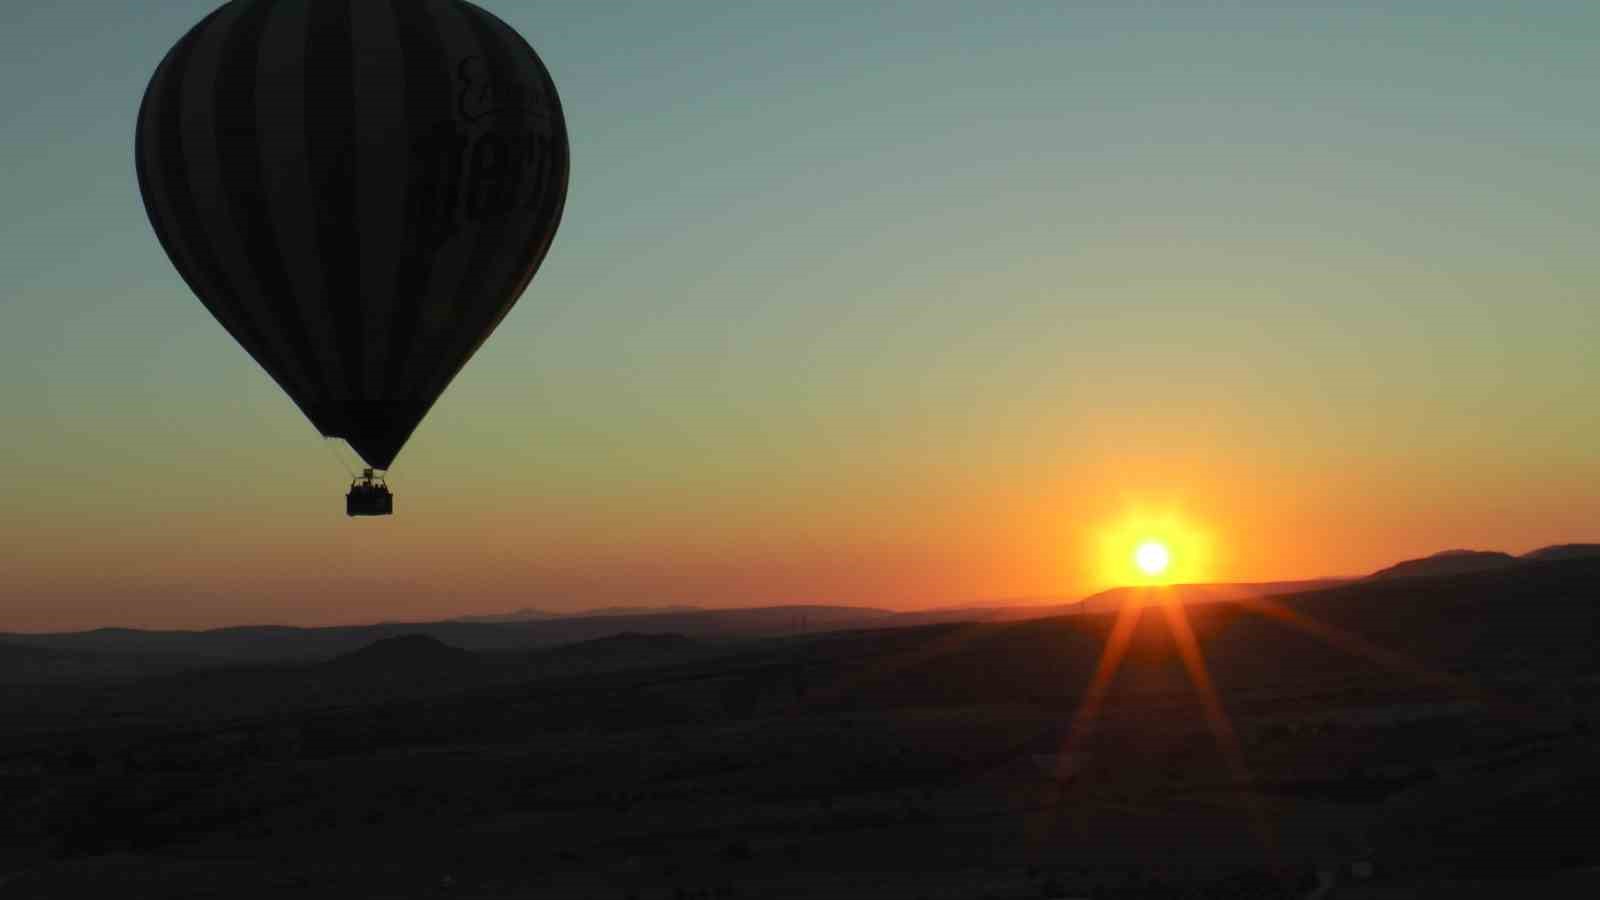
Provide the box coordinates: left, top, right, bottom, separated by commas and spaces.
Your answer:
1134, 540, 1171, 577
1091, 508, 1212, 587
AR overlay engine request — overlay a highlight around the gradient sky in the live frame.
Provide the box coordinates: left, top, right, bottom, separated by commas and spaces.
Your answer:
3, 2, 1597, 630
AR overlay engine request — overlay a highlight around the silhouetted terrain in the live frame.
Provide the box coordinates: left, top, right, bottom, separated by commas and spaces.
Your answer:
1366, 549, 1520, 580
10, 546, 1589, 673
447, 608, 561, 624
451, 605, 705, 624
1365, 544, 1600, 581
325, 634, 481, 675
1077, 579, 1348, 613
0, 632, 723, 738
1523, 543, 1600, 562
2, 556, 1600, 896
0, 643, 210, 684
0, 605, 899, 665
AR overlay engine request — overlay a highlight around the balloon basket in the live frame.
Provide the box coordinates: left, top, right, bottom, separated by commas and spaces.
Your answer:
346, 468, 394, 517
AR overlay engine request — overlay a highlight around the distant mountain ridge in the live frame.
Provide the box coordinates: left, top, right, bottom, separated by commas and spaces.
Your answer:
1366, 550, 1518, 581
1522, 543, 1600, 562
1366, 545, 1600, 581
451, 604, 704, 624
449, 608, 557, 623
326, 634, 479, 674
0, 605, 897, 664
1077, 579, 1348, 614
543, 632, 698, 659
5, 544, 1597, 674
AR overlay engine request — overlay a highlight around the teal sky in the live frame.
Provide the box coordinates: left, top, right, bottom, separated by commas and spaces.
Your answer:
3, 2, 1597, 630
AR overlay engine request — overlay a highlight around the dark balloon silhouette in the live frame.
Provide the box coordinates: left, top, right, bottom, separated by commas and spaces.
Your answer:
135, 0, 569, 505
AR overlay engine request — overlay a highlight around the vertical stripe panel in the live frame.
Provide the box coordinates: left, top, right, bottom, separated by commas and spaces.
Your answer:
254, 0, 356, 434
304, 0, 367, 415
351, 0, 409, 418
136, 10, 287, 388
178, 0, 333, 414
387, 0, 490, 416
376, 0, 464, 466
408, 3, 548, 412
474, 2, 568, 316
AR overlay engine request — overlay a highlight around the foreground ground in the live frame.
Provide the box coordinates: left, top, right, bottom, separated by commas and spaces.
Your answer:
3, 560, 1599, 898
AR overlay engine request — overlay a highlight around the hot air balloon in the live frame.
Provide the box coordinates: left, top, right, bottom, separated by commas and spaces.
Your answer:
135, 0, 569, 516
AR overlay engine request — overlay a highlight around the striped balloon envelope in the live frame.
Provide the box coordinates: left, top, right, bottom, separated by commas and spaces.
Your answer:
135, 0, 569, 476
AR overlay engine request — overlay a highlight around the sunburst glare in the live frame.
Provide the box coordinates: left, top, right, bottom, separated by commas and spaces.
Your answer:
1095, 508, 1212, 587
1134, 541, 1170, 577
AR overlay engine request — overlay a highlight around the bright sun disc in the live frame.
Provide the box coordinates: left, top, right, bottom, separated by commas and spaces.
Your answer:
1134, 541, 1170, 576
1092, 508, 1212, 587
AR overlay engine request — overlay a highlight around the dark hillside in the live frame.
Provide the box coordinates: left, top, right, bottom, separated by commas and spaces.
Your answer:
1366, 549, 1518, 581
1523, 543, 1600, 562
325, 634, 479, 674
4, 559, 1600, 896
0, 605, 898, 663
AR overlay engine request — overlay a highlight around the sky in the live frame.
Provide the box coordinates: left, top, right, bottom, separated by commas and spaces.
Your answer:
2, 1, 1597, 631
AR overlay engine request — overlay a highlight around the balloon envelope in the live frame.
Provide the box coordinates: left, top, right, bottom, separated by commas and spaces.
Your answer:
136, 0, 568, 470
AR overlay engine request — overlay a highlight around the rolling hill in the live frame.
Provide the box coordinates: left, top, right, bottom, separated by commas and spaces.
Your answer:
4, 543, 1594, 679
325, 634, 481, 675
1076, 579, 1348, 613
1366, 549, 1520, 580
1522, 543, 1600, 562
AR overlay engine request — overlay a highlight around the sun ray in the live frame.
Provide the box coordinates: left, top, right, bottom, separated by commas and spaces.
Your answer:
1061, 600, 1146, 757
1233, 594, 1537, 725
1025, 600, 1146, 843
1159, 600, 1276, 852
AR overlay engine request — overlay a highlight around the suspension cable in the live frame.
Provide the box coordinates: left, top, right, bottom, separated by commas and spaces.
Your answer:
322, 437, 357, 479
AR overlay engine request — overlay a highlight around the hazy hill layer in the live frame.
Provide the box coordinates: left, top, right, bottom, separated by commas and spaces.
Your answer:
4, 544, 1594, 678
452, 605, 703, 623
0, 605, 896, 664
